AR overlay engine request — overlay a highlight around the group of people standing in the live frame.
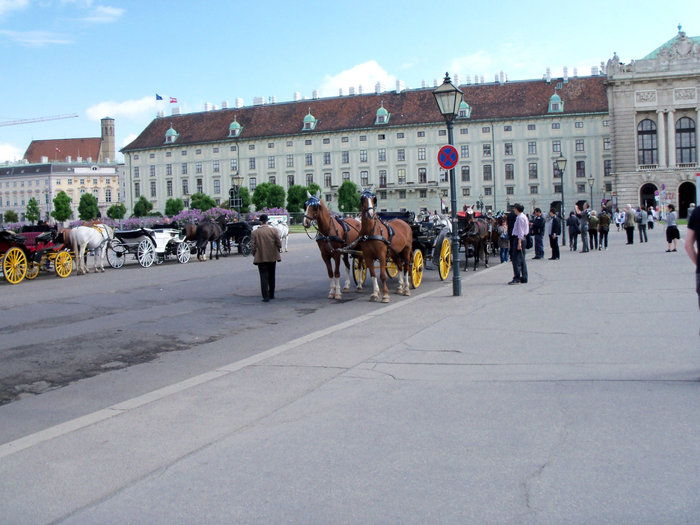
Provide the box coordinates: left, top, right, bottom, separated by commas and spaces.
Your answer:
565, 202, 612, 252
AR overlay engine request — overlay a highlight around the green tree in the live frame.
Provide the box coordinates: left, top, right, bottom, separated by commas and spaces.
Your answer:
25, 197, 40, 224
78, 193, 99, 221
266, 184, 286, 209
51, 191, 72, 223
337, 180, 360, 212
4, 210, 18, 223
107, 203, 126, 220
251, 182, 271, 210
132, 196, 153, 217
190, 192, 216, 212
239, 187, 251, 214
307, 182, 322, 198
164, 197, 184, 216
286, 184, 308, 213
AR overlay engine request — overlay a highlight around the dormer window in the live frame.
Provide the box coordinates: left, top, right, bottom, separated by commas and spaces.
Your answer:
548, 93, 564, 113
303, 108, 317, 131
457, 101, 472, 119
375, 101, 390, 125
164, 124, 179, 144
229, 116, 242, 138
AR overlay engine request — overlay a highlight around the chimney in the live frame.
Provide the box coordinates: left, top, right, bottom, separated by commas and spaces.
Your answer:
172, 107, 181, 115
66, 155, 72, 163
235, 98, 244, 108
222, 100, 229, 109
396, 80, 405, 93
349, 86, 355, 95
375, 82, 382, 93
312, 90, 319, 99
499, 71, 505, 84
294, 91, 301, 101
573, 67, 578, 77
453, 73, 460, 86
205, 102, 213, 111
358, 85, 363, 94
253, 96, 264, 105
41, 156, 48, 163
546, 67, 551, 83
563, 67, 568, 82
466, 75, 471, 85
591, 66, 599, 76
338, 88, 343, 96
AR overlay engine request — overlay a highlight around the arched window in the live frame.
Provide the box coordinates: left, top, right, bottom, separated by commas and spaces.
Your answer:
675, 117, 696, 164
637, 119, 657, 165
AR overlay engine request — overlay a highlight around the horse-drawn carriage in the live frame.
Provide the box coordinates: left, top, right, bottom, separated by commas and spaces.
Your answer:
0, 229, 73, 284
220, 221, 255, 257
107, 227, 193, 268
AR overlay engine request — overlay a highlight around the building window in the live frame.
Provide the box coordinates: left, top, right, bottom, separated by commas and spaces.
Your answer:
484, 187, 492, 196
603, 138, 611, 150
250, 177, 256, 191
528, 141, 537, 155
150, 181, 156, 198
397, 169, 406, 185
322, 138, 330, 145
378, 134, 385, 140
398, 190, 406, 199
305, 139, 312, 146
460, 128, 468, 135
287, 175, 294, 186
554, 184, 562, 193
269, 176, 276, 185
361, 171, 369, 187
359, 135, 367, 141
323, 152, 331, 165
342, 151, 350, 163
342, 172, 350, 181
324, 173, 332, 188
181, 163, 187, 175
105, 188, 112, 202
440, 169, 448, 182
506, 186, 514, 195
166, 164, 172, 176
360, 150, 368, 162
249, 144, 256, 150
577, 183, 586, 193
482, 144, 491, 157
527, 124, 536, 131
196, 149, 202, 155
181, 150, 187, 156
576, 160, 585, 178
529, 185, 539, 194
379, 191, 387, 200
461, 145, 469, 158
150, 165, 155, 177
676, 117, 696, 164
397, 149, 405, 162
483, 165, 492, 181
439, 130, 446, 136
230, 159, 237, 171
417, 131, 425, 137
230, 146, 237, 152
214, 180, 221, 194
378, 148, 386, 162
504, 125, 512, 132
461, 165, 470, 182
287, 154, 294, 168
604, 159, 612, 176
603, 120, 610, 127
134, 182, 140, 198
419, 189, 427, 198
195, 162, 202, 174
482, 126, 491, 133
528, 163, 538, 179
306, 174, 314, 186
268, 142, 275, 149
286, 141, 293, 147
249, 158, 256, 170
182, 179, 189, 195
504, 143, 513, 156
305, 153, 313, 166
379, 170, 387, 188
397, 132, 404, 139
134, 167, 139, 178
505, 163, 514, 180
575, 121, 584, 128
419, 168, 427, 184
213, 147, 219, 153
166, 180, 173, 197
418, 147, 426, 160
326, 193, 333, 202
575, 139, 584, 152
553, 140, 561, 153
266, 156, 274, 169
605, 182, 613, 192
196, 178, 203, 193
552, 122, 560, 129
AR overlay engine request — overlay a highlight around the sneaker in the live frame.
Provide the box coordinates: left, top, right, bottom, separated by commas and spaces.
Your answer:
507, 279, 521, 285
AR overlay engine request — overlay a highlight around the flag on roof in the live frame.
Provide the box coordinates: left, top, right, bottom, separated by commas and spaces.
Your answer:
170, 97, 177, 104
156, 94, 163, 101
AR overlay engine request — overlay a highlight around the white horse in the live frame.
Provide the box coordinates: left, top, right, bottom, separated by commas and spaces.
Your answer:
70, 224, 114, 275
269, 218, 289, 252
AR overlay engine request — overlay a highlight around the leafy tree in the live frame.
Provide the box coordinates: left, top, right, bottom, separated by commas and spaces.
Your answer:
307, 182, 322, 198
251, 182, 271, 210
107, 203, 126, 220
132, 196, 153, 217
4, 210, 18, 223
51, 191, 72, 223
286, 184, 308, 213
190, 192, 216, 212
337, 180, 360, 212
25, 197, 40, 224
239, 187, 251, 214
78, 193, 99, 221
164, 197, 184, 216
267, 184, 286, 209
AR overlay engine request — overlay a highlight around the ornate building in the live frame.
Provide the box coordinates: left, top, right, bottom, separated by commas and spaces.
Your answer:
606, 27, 700, 216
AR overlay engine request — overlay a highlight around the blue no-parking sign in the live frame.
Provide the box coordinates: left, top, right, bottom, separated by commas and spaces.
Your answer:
438, 145, 459, 170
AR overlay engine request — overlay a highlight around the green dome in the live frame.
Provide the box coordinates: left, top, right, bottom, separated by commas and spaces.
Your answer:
303, 110, 316, 123
165, 125, 178, 137
376, 104, 389, 117
229, 117, 241, 130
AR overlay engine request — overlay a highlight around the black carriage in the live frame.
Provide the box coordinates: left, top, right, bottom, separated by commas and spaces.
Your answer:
220, 220, 258, 257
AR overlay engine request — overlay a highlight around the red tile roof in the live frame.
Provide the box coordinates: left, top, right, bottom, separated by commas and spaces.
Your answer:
123, 76, 608, 152
24, 137, 102, 163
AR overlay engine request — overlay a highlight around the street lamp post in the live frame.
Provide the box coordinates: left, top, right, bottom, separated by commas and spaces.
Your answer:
433, 72, 464, 297
588, 176, 595, 209
556, 152, 567, 246
231, 173, 243, 218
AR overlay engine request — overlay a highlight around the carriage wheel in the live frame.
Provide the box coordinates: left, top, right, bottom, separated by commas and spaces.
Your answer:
438, 237, 452, 281
411, 249, 423, 289
107, 240, 126, 269
240, 236, 252, 257
352, 257, 367, 286
3, 247, 27, 284
137, 239, 156, 268
220, 235, 231, 257
25, 261, 40, 280
55, 251, 73, 278
176, 241, 191, 263
386, 259, 398, 279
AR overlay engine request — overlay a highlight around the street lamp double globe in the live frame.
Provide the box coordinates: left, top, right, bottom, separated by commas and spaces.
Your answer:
433, 72, 463, 297
555, 152, 567, 246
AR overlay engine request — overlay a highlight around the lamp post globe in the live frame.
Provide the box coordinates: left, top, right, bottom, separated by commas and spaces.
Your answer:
433, 72, 464, 297
588, 176, 595, 208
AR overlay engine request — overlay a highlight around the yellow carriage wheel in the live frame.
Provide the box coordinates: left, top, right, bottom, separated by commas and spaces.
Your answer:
25, 261, 40, 280
54, 251, 73, 278
3, 247, 27, 284
352, 257, 367, 286
411, 249, 423, 288
386, 259, 399, 279
438, 237, 452, 281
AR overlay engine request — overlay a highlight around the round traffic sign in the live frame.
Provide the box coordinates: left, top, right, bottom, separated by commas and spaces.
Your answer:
438, 145, 459, 170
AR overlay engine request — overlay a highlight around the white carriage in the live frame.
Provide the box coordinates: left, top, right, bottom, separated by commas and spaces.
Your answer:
107, 227, 193, 268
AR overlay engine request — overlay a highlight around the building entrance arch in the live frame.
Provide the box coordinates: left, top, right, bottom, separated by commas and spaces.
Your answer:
678, 181, 696, 219
639, 183, 658, 210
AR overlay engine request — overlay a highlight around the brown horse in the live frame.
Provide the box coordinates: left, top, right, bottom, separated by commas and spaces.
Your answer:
303, 192, 362, 300
183, 218, 224, 261
357, 189, 413, 303
459, 216, 490, 271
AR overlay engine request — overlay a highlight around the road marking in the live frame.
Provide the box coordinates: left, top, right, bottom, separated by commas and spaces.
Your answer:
0, 265, 499, 460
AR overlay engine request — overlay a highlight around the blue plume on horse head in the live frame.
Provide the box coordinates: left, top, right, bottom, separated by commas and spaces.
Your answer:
304, 191, 321, 209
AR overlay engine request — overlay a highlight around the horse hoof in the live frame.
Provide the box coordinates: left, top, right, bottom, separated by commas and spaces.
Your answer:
404, 290, 411, 297
334, 293, 342, 300
328, 292, 335, 299
342, 286, 350, 292
381, 295, 390, 303
370, 294, 378, 302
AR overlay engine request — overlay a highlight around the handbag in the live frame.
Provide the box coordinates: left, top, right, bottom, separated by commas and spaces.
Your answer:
525, 234, 533, 250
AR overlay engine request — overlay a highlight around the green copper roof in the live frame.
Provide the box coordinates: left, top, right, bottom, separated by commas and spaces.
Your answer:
165, 125, 178, 137
303, 109, 316, 123
642, 29, 700, 59
229, 117, 241, 130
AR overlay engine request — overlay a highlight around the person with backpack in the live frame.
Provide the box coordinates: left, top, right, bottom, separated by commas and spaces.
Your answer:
598, 210, 611, 250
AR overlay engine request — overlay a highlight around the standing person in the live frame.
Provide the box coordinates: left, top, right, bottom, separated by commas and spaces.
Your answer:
614, 208, 622, 231
638, 206, 648, 243
566, 211, 580, 251
547, 208, 561, 260
685, 205, 700, 324
624, 204, 636, 244
497, 217, 509, 263
576, 202, 590, 252
588, 210, 599, 250
508, 203, 529, 285
250, 214, 281, 302
647, 206, 655, 230
598, 210, 611, 250
665, 204, 680, 252
531, 208, 545, 259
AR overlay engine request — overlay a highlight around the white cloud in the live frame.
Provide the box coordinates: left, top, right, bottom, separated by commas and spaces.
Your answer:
318, 61, 397, 97
0, 0, 29, 17
0, 142, 25, 163
0, 29, 72, 46
120, 133, 137, 148
79, 5, 124, 23
86, 96, 160, 122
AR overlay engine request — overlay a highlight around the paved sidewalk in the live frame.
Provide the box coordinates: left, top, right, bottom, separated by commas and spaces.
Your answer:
1, 225, 698, 524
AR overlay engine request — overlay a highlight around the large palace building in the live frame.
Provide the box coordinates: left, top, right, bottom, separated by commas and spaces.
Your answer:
115, 28, 695, 218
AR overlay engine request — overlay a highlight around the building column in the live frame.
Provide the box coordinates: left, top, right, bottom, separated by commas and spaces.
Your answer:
656, 109, 666, 168
667, 109, 676, 168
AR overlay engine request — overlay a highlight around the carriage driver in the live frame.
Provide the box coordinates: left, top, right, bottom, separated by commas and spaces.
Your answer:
250, 214, 281, 302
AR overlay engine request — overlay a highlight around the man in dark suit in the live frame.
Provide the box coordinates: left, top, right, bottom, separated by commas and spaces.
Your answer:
547, 208, 561, 260
250, 214, 282, 302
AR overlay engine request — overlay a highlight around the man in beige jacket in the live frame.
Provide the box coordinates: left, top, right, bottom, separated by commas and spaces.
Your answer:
250, 214, 282, 302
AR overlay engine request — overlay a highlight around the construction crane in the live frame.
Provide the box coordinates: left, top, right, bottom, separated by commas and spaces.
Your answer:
0, 114, 79, 127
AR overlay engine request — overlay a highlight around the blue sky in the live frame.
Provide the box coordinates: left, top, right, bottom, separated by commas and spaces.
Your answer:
0, 0, 697, 163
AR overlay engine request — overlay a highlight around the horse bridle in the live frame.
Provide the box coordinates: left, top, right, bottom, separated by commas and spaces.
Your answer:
359, 189, 392, 247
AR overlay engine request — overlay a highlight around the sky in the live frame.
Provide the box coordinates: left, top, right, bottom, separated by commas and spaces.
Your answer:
0, 0, 698, 163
